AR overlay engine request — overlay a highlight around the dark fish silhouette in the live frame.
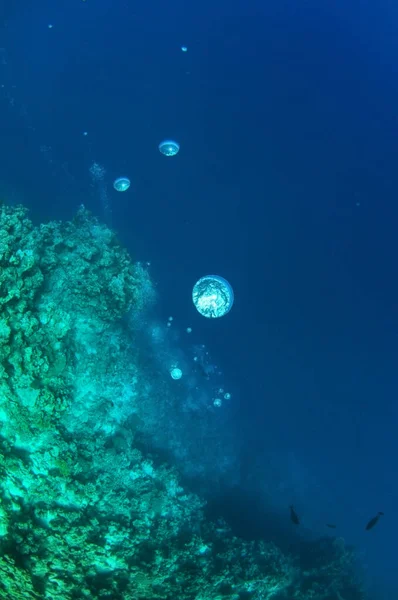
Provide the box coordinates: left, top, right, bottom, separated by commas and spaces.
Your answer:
326, 523, 337, 529
289, 505, 300, 525
365, 512, 384, 531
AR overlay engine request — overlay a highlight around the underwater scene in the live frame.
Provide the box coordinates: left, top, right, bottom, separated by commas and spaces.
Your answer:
0, 0, 396, 599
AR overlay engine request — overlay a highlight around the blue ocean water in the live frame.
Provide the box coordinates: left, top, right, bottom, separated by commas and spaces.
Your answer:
0, 0, 397, 598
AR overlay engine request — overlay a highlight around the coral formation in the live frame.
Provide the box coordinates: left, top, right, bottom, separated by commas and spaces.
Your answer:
0, 204, 365, 599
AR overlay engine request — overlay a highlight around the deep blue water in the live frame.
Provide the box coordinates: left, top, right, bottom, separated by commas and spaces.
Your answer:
1, 0, 398, 597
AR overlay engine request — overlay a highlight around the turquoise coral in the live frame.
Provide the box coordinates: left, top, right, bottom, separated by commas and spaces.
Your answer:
0, 204, 365, 600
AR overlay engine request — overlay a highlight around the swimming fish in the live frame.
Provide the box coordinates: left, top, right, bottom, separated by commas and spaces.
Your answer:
365, 512, 384, 531
326, 523, 337, 529
289, 505, 300, 525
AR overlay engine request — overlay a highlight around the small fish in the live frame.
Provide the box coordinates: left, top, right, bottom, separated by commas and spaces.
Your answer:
326, 523, 337, 529
365, 512, 384, 531
289, 505, 300, 525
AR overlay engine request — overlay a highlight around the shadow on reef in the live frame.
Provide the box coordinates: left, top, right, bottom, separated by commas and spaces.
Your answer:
205, 483, 365, 600
131, 437, 365, 600
205, 483, 301, 550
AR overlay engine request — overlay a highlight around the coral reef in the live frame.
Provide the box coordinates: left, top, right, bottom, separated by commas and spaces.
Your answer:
0, 204, 365, 599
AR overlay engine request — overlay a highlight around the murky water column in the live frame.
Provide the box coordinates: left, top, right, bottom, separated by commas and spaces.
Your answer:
89, 161, 112, 224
